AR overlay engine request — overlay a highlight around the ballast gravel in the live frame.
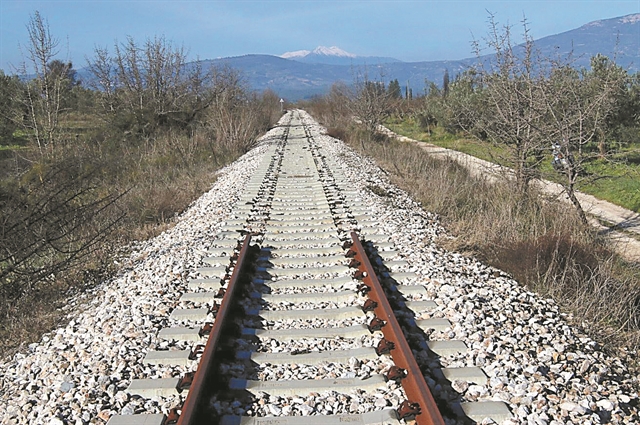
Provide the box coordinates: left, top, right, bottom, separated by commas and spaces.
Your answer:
0, 109, 638, 425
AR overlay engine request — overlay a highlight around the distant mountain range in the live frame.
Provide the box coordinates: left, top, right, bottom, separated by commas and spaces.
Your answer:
77, 14, 640, 101
200, 14, 640, 100
203, 52, 463, 101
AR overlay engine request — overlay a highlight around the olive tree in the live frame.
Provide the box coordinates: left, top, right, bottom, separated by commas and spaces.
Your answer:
0, 72, 21, 143
540, 55, 626, 224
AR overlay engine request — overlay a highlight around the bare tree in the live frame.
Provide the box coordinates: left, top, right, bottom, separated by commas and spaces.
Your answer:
18, 11, 66, 153
457, 13, 547, 193
88, 36, 213, 133
323, 82, 351, 128
206, 66, 276, 155
86, 46, 117, 115
349, 69, 393, 135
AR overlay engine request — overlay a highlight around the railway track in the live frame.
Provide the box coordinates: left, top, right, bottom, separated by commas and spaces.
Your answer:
107, 111, 512, 425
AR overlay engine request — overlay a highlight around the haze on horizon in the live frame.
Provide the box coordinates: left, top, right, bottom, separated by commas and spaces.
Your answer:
1, 0, 639, 73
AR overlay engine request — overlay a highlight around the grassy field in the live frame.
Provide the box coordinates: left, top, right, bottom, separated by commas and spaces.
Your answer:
386, 117, 640, 212
578, 157, 640, 212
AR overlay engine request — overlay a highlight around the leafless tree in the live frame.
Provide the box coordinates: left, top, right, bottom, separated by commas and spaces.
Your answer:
206, 66, 279, 155
454, 14, 547, 193
329, 82, 352, 128
348, 69, 393, 135
86, 46, 117, 115
88, 36, 213, 133
17, 11, 66, 153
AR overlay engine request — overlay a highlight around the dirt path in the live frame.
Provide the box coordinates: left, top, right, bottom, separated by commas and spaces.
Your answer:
380, 127, 640, 262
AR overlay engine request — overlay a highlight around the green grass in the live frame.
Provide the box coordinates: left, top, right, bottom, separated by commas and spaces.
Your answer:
386, 117, 640, 212
578, 158, 640, 212
0, 115, 100, 155
386, 119, 511, 166
0, 144, 27, 151
58, 112, 102, 134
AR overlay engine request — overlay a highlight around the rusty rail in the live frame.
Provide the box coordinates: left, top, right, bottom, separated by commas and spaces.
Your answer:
176, 235, 253, 425
350, 232, 445, 425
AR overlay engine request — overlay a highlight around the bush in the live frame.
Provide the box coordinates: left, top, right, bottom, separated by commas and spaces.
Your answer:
0, 156, 124, 296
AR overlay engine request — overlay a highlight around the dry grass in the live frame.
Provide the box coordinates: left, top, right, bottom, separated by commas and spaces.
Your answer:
0, 109, 280, 359
1, 291, 68, 355
327, 121, 640, 359
0, 243, 118, 358
0, 145, 226, 358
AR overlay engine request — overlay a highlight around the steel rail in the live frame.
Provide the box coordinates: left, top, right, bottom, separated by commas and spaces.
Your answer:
350, 231, 445, 425
176, 235, 253, 425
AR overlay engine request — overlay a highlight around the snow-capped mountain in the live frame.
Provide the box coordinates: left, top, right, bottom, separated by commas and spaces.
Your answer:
280, 46, 400, 65
281, 46, 356, 59
281, 49, 311, 59
310, 46, 357, 58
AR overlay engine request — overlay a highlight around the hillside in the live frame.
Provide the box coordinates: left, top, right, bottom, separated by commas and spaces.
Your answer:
76, 14, 640, 101
533, 14, 640, 70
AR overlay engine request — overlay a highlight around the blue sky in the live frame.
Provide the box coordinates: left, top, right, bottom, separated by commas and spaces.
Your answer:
1, 0, 639, 73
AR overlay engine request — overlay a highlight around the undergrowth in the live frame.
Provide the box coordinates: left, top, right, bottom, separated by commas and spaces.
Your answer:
0, 111, 280, 358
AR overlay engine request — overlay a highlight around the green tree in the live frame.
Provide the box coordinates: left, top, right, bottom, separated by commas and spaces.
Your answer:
611, 71, 640, 146
585, 54, 627, 156
413, 80, 443, 135
0, 71, 21, 143
442, 69, 450, 98
388, 79, 402, 99
45, 59, 79, 110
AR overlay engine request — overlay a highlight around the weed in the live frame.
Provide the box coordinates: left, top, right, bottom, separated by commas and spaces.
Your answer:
366, 184, 389, 197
